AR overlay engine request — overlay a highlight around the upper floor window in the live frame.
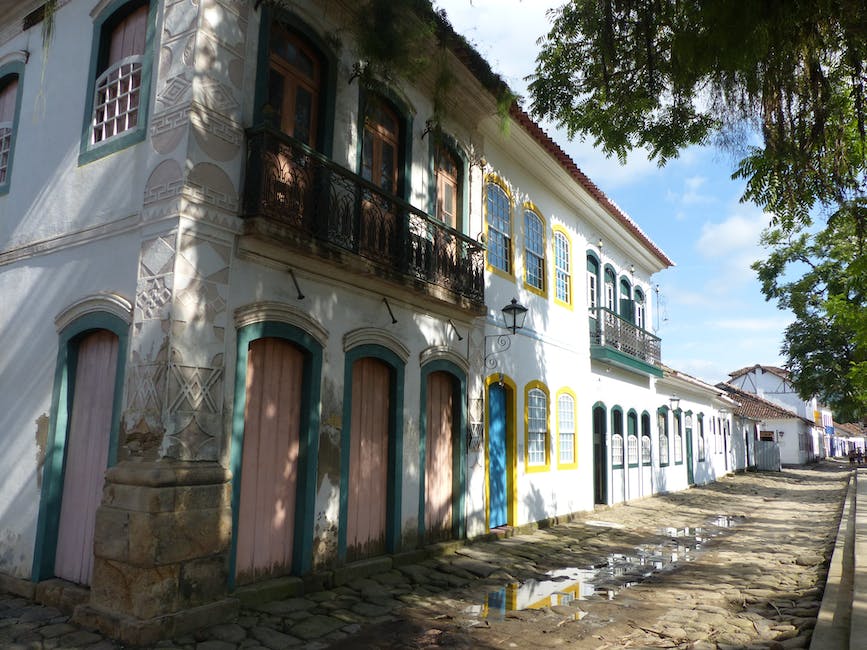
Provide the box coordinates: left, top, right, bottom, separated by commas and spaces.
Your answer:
526, 386, 548, 469
524, 206, 545, 293
557, 392, 576, 467
486, 180, 512, 274
553, 230, 571, 306
435, 146, 460, 229
362, 96, 400, 195
635, 288, 646, 330
620, 277, 633, 321
587, 254, 599, 313
92, 2, 148, 144
81, 0, 154, 164
604, 268, 616, 311
0, 73, 20, 188
269, 23, 321, 146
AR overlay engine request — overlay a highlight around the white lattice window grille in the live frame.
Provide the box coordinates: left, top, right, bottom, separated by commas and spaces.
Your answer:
527, 388, 547, 466
587, 272, 597, 311
641, 435, 652, 464
627, 435, 639, 465
612, 434, 624, 467
558, 394, 575, 464
92, 56, 143, 144
0, 124, 11, 184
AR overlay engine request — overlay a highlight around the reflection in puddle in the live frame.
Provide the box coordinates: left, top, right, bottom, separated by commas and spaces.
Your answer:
471, 515, 742, 621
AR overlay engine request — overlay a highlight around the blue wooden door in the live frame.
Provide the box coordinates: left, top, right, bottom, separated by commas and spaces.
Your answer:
488, 383, 507, 528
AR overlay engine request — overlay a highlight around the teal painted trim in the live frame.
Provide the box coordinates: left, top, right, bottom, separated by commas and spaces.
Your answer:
657, 405, 670, 467
425, 134, 469, 235
338, 344, 405, 562
32, 312, 129, 582
252, 7, 337, 156
417, 360, 468, 543
0, 62, 25, 195
227, 321, 323, 589
78, 0, 157, 166
589, 344, 664, 377
356, 88, 413, 201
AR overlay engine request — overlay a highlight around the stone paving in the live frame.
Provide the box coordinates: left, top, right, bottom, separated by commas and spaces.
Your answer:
0, 461, 851, 649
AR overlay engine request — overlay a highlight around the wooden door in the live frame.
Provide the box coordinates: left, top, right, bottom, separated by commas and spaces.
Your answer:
487, 383, 507, 528
235, 338, 303, 582
593, 406, 607, 505
425, 371, 455, 542
55, 330, 118, 585
347, 357, 390, 561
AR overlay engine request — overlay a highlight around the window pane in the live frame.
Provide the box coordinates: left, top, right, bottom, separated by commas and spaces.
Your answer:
558, 394, 575, 464
293, 86, 313, 144
524, 211, 545, 291
641, 435, 651, 464
627, 435, 638, 465
486, 183, 511, 272
554, 233, 570, 303
528, 389, 547, 466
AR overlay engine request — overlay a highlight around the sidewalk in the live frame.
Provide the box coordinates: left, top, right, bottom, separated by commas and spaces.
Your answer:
0, 461, 853, 649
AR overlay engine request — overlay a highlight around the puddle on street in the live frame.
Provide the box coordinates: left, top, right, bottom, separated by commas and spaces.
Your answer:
468, 514, 743, 621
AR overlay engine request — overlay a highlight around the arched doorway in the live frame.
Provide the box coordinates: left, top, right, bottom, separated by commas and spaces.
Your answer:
593, 404, 607, 505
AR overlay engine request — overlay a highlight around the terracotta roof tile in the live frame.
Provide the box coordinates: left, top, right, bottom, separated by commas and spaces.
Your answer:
716, 383, 812, 424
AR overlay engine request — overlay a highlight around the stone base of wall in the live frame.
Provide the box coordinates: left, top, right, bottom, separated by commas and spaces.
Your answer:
85, 460, 233, 641
73, 597, 239, 646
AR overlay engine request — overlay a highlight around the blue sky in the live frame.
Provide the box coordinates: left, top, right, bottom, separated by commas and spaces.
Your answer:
435, 0, 793, 384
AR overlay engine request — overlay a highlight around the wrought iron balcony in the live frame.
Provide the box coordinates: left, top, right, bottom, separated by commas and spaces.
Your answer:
590, 307, 661, 367
242, 126, 484, 306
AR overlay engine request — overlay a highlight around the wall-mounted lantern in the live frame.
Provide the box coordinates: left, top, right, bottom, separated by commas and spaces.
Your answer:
669, 395, 680, 411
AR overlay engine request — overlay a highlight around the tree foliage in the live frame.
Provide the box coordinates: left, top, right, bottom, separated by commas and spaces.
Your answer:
531, 0, 867, 419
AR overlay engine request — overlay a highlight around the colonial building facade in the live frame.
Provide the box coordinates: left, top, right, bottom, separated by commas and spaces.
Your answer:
0, 0, 742, 642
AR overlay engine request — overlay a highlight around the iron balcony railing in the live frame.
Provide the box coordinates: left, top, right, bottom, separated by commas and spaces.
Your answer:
243, 126, 484, 305
590, 307, 661, 365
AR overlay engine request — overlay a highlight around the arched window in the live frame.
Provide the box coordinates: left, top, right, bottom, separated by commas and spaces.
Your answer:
524, 206, 546, 294
604, 268, 616, 312
526, 386, 549, 469
268, 22, 321, 146
619, 277, 633, 321
641, 412, 652, 466
635, 288, 646, 330
486, 180, 512, 273
557, 391, 576, 467
698, 415, 706, 461
658, 409, 670, 466
435, 145, 460, 229
0, 72, 21, 189
612, 408, 624, 468
553, 230, 571, 306
627, 411, 639, 466
673, 411, 683, 464
586, 254, 599, 313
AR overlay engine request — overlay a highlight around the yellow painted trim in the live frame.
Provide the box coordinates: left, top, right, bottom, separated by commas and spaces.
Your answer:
524, 380, 551, 473
521, 202, 547, 298
555, 388, 578, 470
551, 226, 574, 310
484, 373, 518, 528
484, 174, 515, 279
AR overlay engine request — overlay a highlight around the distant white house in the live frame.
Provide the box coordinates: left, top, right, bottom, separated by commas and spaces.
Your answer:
727, 365, 826, 459
718, 382, 817, 466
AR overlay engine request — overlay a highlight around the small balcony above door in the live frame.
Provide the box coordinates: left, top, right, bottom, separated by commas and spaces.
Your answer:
240, 126, 485, 313
589, 307, 662, 377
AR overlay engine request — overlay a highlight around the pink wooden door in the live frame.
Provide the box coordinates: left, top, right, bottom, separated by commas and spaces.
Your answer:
55, 330, 119, 585
425, 371, 454, 542
235, 338, 303, 583
346, 357, 390, 561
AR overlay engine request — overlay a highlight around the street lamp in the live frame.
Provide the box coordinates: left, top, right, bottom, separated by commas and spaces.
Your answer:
485, 298, 530, 369
501, 298, 528, 334
669, 395, 680, 411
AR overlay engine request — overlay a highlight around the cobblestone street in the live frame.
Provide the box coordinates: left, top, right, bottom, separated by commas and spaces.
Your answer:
0, 461, 850, 649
